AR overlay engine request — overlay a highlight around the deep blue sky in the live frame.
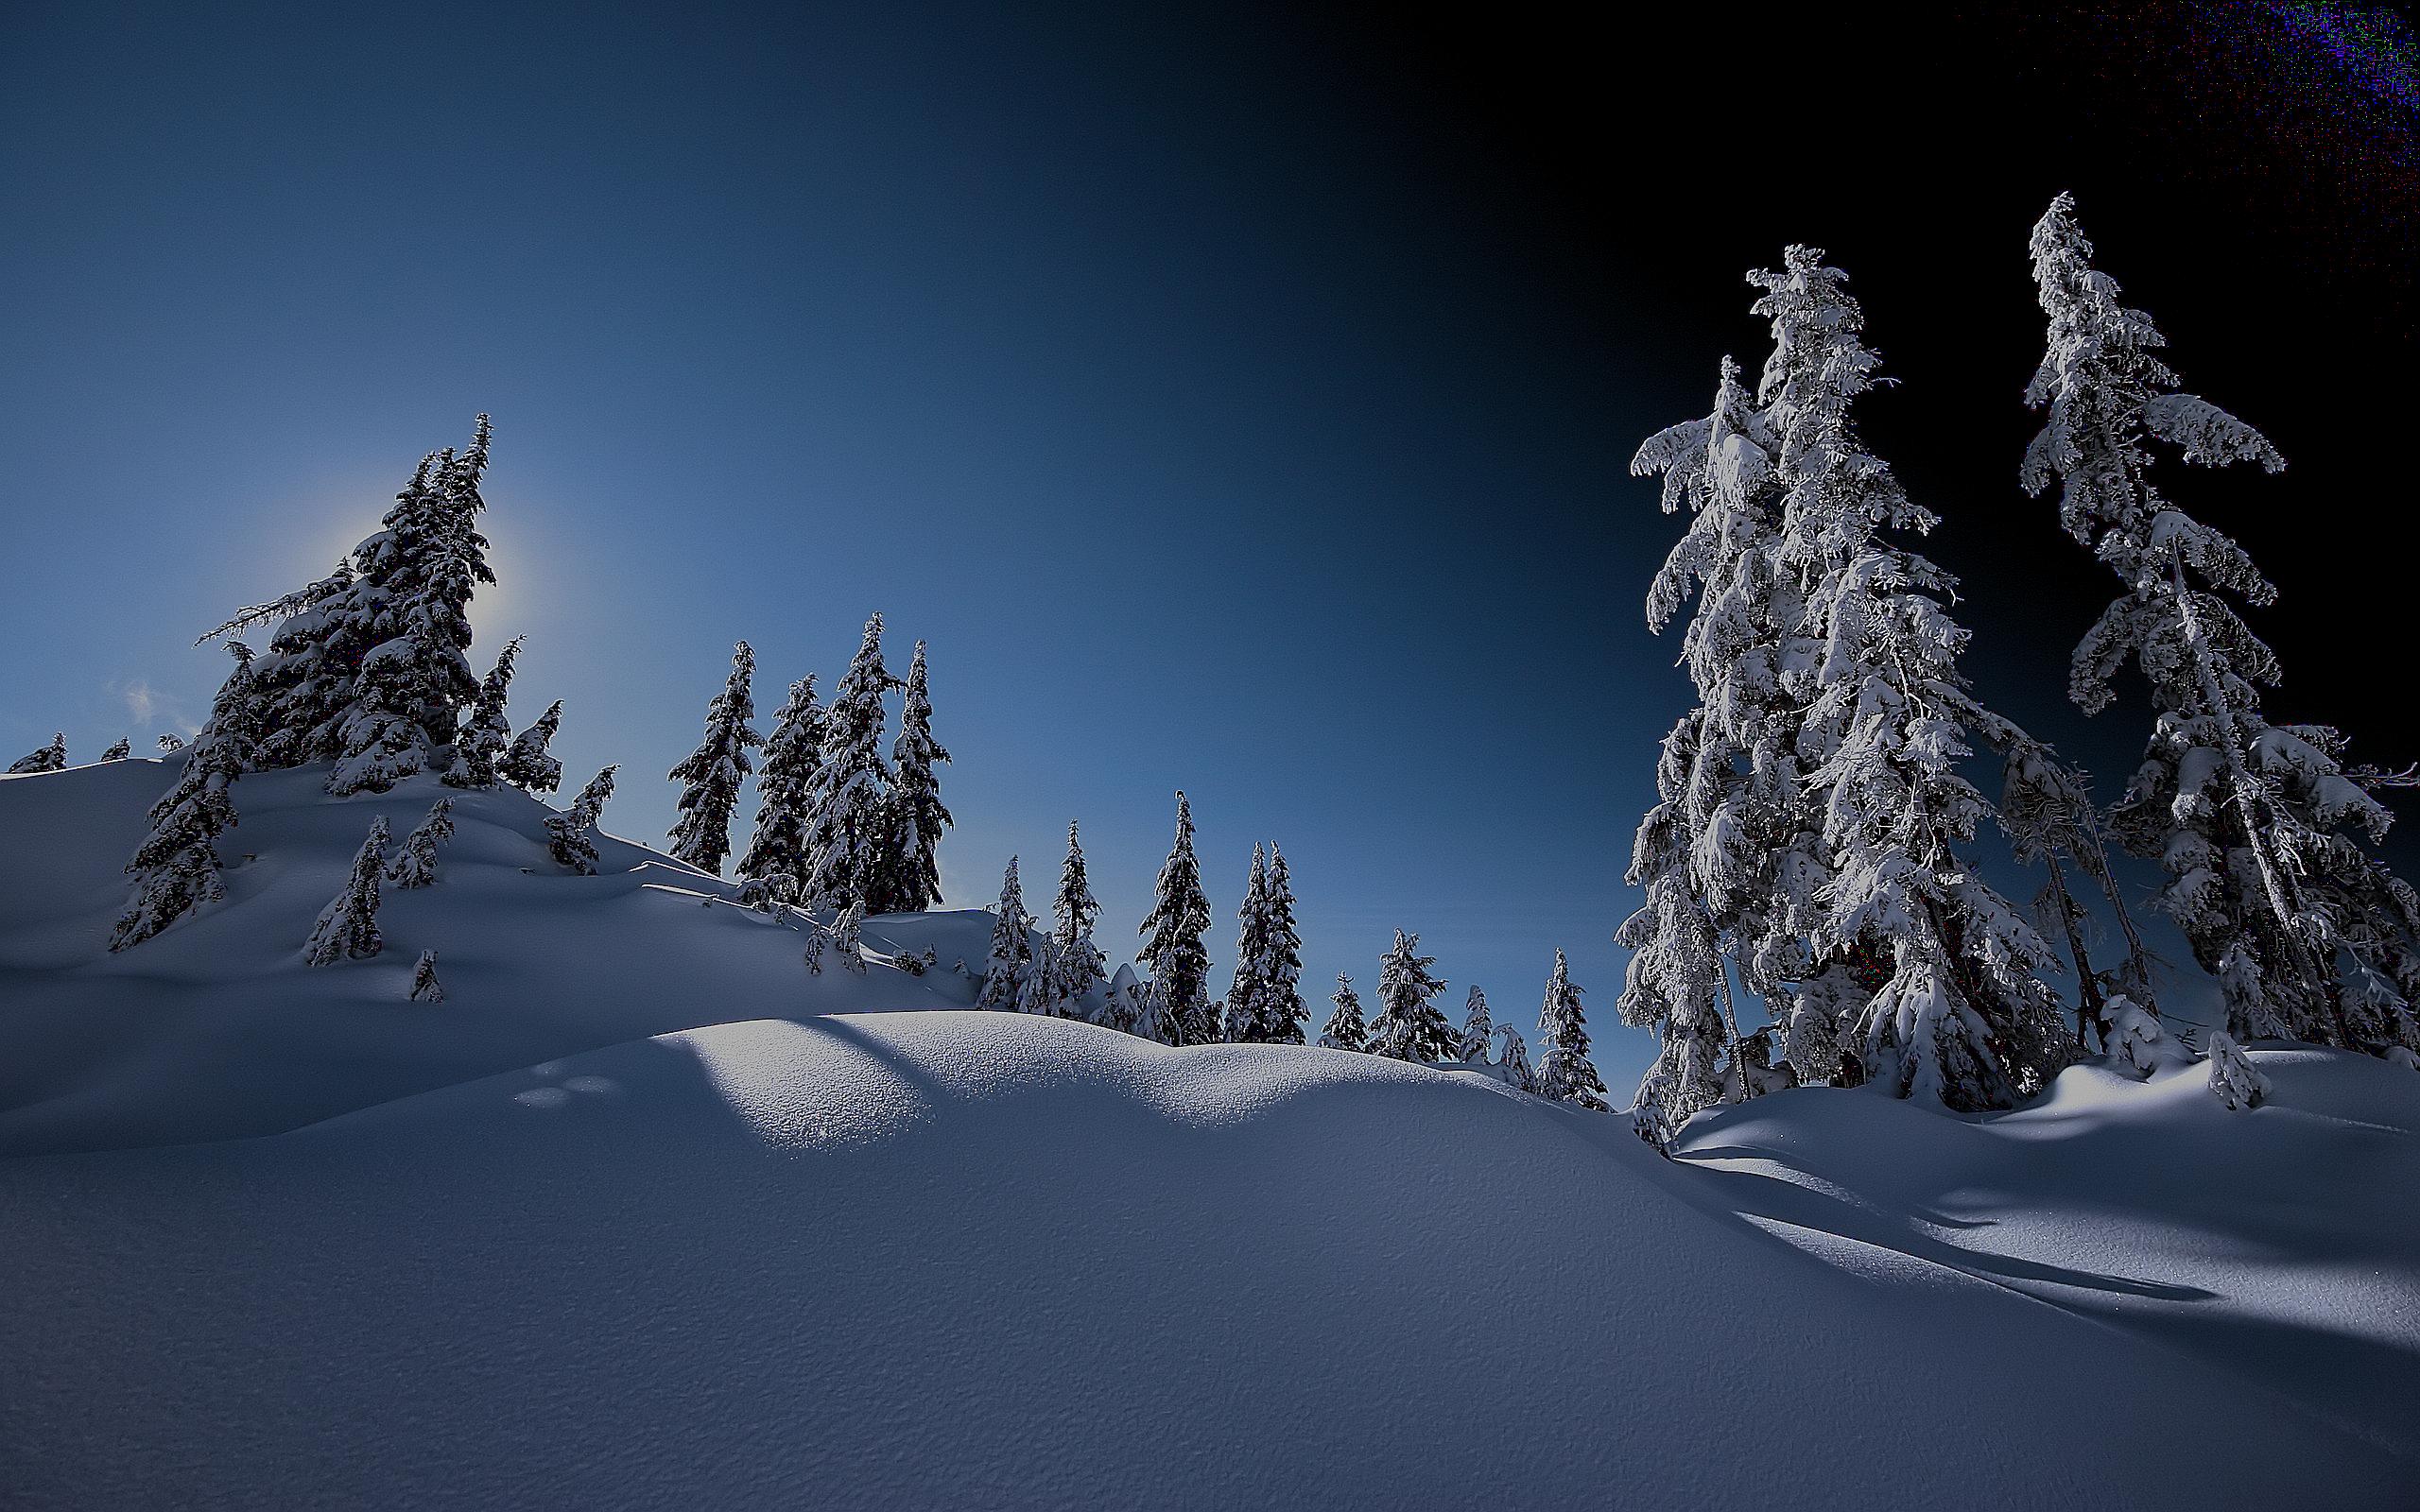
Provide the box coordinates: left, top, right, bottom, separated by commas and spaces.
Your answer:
6, 3, 2416, 1086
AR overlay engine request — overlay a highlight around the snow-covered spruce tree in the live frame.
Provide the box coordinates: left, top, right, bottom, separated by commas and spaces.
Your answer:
1046, 820, 1110, 1018
832, 900, 867, 974
303, 816, 389, 965
1102, 961, 1145, 1034
1618, 752, 1736, 1127
110, 644, 267, 950
500, 699, 563, 794
2206, 1029, 2271, 1110
2026, 193, 2420, 1057
443, 636, 522, 789
387, 797, 455, 888
1756, 244, 2072, 1109
1320, 973, 1368, 1052
1494, 1023, 1538, 1092
801, 613, 893, 913
666, 642, 762, 876
408, 950, 445, 1003
8, 733, 65, 773
1226, 844, 1272, 1041
977, 856, 1035, 1011
872, 641, 949, 915
100, 737, 130, 762
546, 765, 618, 875
1137, 791, 1217, 1044
1255, 846, 1307, 1043
1368, 930, 1454, 1063
736, 675, 821, 908
1458, 986, 1494, 1062
1536, 950, 1609, 1111
225, 559, 355, 769
2000, 737, 2159, 1047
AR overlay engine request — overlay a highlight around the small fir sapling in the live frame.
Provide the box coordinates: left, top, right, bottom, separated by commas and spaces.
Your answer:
304, 816, 390, 965
387, 798, 455, 888
2206, 1030, 2271, 1110
408, 950, 445, 1003
1320, 973, 1368, 1052
99, 737, 130, 762
499, 699, 564, 793
546, 765, 618, 875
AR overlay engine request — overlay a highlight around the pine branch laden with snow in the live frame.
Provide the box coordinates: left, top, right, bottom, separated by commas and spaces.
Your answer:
976, 857, 1035, 1011
1537, 950, 1609, 1110
99, 737, 130, 762
2026, 193, 2420, 1060
666, 642, 763, 877
499, 699, 564, 794
736, 674, 821, 904
1046, 821, 1110, 1019
7, 733, 66, 774
442, 636, 522, 790
407, 950, 445, 1003
110, 644, 265, 951
303, 816, 390, 965
1368, 930, 1454, 1063
1137, 791, 1217, 1044
386, 798, 455, 889
801, 613, 894, 915
545, 765, 618, 875
1457, 986, 1493, 1063
2204, 1030, 2271, 1111
1320, 973, 1368, 1052
871, 641, 950, 916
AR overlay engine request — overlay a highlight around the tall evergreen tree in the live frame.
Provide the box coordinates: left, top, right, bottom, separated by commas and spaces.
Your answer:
1319, 973, 1367, 1052
1047, 820, 1110, 1018
7, 734, 65, 774
2026, 193, 2420, 1057
1537, 950, 1610, 1111
1618, 715, 1739, 1125
546, 765, 617, 875
110, 644, 264, 950
1137, 791, 1216, 1044
500, 699, 564, 794
1256, 846, 1307, 1043
736, 674, 822, 906
1226, 844, 1272, 1040
303, 816, 390, 965
387, 797, 455, 888
443, 636, 523, 789
801, 613, 893, 912
666, 642, 762, 876
1457, 986, 1494, 1062
233, 558, 355, 769
977, 856, 1036, 1011
1368, 930, 1453, 1063
873, 640, 950, 915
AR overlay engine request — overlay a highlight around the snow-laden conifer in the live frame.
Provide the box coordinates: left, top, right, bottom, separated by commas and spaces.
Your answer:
1046, 820, 1109, 1018
1137, 791, 1216, 1044
977, 856, 1035, 1011
546, 765, 617, 875
217, 558, 353, 769
9, 734, 65, 774
500, 699, 563, 794
1368, 930, 1453, 1063
1320, 973, 1367, 1052
833, 900, 866, 974
2025, 193, 2420, 1057
1102, 961, 1144, 1034
1494, 1023, 1537, 1092
387, 797, 455, 888
1458, 986, 1494, 1062
110, 644, 265, 950
157, 734, 184, 752
1255, 846, 1307, 1043
736, 675, 821, 907
801, 613, 893, 912
99, 737, 130, 762
873, 641, 949, 915
303, 816, 389, 965
443, 636, 522, 789
1536, 949, 1609, 1110
1226, 844, 1272, 1040
2001, 737, 2158, 1046
408, 950, 445, 1003
666, 642, 762, 876
2205, 1030, 2271, 1110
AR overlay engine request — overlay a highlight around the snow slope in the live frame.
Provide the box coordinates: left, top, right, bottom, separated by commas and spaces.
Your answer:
4, 760, 2417, 1507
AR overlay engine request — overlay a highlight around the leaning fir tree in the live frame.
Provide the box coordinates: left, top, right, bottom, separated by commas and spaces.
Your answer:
666, 642, 762, 876
500, 699, 564, 794
303, 816, 390, 965
547, 765, 618, 875
443, 636, 523, 790
110, 643, 266, 950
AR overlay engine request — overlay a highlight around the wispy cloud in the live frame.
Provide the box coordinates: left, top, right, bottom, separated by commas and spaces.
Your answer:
109, 678, 199, 737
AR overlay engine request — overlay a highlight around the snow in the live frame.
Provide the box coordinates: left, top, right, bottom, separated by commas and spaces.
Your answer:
4, 759, 2417, 1506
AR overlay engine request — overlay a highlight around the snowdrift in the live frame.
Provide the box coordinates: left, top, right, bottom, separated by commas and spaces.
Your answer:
4, 759, 2417, 1507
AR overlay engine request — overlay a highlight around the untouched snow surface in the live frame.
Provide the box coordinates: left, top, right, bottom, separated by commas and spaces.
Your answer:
4, 760, 2418, 1507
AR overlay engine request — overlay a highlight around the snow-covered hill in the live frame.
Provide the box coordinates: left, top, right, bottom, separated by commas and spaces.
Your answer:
4, 760, 2417, 1507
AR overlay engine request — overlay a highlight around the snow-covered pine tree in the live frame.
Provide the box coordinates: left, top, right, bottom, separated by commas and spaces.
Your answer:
409, 950, 445, 1003
387, 797, 455, 888
1137, 791, 1217, 1044
110, 644, 266, 950
100, 737, 130, 762
736, 675, 821, 908
1618, 734, 1737, 1127
2000, 737, 2158, 1047
1536, 950, 1609, 1111
1046, 820, 1110, 1018
303, 816, 389, 965
1226, 844, 1272, 1040
872, 640, 949, 915
546, 765, 617, 875
157, 734, 184, 752
1257, 846, 1307, 1043
1103, 961, 1145, 1034
8, 733, 65, 773
666, 641, 762, 876
977, 856, 1035, 1011
1320, 973, 1367, 1051
1457, 986, 1494, 1062
1368, 930, 1453, 1063
801, 613, 893, 913
1015, 935, 1057, 1014
443, 636, 522, 789
1757, 244, 2071, 1109
833, 900, 866, 974
2026, 193, 2420, 1058
2206, 1029, 2271, 1110
1494, 1023, 1538, 1092
499, 699, 563, 794
230, 559, 355, 769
